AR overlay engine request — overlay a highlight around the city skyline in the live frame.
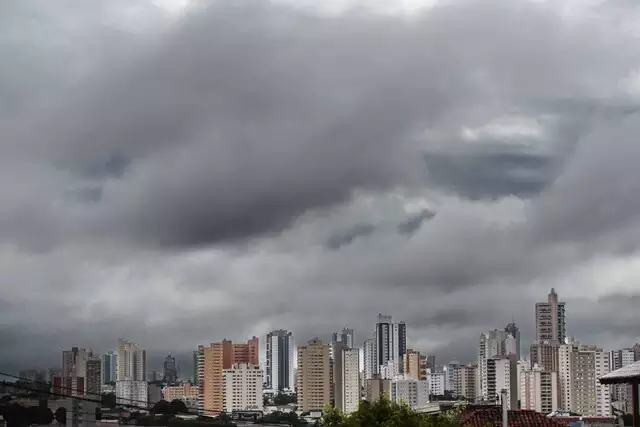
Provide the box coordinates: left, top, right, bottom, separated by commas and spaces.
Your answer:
3, 0, 640, 391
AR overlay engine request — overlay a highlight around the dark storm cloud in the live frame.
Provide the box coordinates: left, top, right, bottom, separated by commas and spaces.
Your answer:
424, 149, 554, 200
3, 0, 636, 250
326, 224, 376, 249
397, 209, 436, 235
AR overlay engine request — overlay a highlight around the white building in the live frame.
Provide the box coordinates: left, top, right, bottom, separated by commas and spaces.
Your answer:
266, 330, 294, 392
391, 377, 429, 408
444, 362, 460, 393
380, 360, 399, 380
478, 330, 508, 401
558, 342, 611, 417
363, 338, 377, 380
342, 348, 360, 414
426, 370, 445, 396
222, 363, 263, 413
519, 364, 558, 414
486, 357, 517, 409
116, 380, 148, 406
116, 339, 146, 382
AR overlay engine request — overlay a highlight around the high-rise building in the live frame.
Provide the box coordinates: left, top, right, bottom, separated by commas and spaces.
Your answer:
101, 352, 117, 384
457, 363, 477, 401
485, 356, 517, 409
222, 363, 263, 412
519, 364, 559, 414
296, 338, 331, 412
391, 377, 429, 408
504, 322, 521, 360
163, 354, 178, 383
198, 338, 259, 415
330, 341, 347, 409
403, 350, 427, 381
535, 288, 566, 344
86, 359, 102, 396
116, 380, 148, 406
116, 339, 146, 381
426, 370, 445, 396
425, 355, 436, 373
478, 329, 509, 400
332, 328, 355, 349
375, 314, 407, 375
363, 338, 377, 380
444, 361, 460, 393
529, 341, 559, 372
192, 350, 199, 385
342, 348, 360, 414
265, 330, 294, 392
364, 375, 391, 402
558, 342, 611, 417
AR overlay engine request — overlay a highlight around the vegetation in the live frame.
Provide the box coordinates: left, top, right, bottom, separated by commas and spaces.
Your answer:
318, 396, 462, 427
256, 410, 307, 425
151, 399, 191, 415
0, 403, 55, 427
273, 392, 297, 405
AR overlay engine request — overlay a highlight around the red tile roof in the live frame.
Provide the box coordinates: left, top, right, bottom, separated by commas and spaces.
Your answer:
461, 408, 566, 427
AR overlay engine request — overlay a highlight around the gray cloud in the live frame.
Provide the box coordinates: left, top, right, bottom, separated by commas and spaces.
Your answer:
3, 0, 640, 373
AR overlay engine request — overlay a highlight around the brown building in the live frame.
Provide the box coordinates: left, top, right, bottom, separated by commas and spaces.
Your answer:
86, 359, 101, 396
458, 363, 477, 401
403, 349, 427, 380
297, 338, 331, 412
364, 374, 391, 402
199, 337, 259, 415
530, 342, 559, 372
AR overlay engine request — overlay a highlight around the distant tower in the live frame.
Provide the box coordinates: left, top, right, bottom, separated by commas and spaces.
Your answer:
504, 321, 521, 360
266, 330, 294, 392
535, 288, 566, 344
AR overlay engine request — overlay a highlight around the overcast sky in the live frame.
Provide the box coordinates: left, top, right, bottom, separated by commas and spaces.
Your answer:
3, 0, 640, 374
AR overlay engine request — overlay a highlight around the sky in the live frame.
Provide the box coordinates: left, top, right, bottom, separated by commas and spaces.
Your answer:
3, 0, 640, 374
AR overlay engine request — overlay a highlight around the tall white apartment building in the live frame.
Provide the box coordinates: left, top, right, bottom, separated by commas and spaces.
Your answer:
519, 364, 558, 414
116, 380, 148, 406
380, 360, 399, 380
342, 348, 360, 414
363, 338, 377, 380
426, 370, 445, 396
558, 342, 611, 417
116, 339, 146, 381
222, 363, 263, 412
486, 357, 517, 409
391, 377, 429, 408
478, 329, 509, 401
610, 348, 635, 403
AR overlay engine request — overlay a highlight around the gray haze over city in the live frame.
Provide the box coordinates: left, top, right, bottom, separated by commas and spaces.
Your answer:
3, 0, 640, 373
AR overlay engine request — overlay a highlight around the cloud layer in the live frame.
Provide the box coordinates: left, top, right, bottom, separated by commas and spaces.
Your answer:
2, 0, 640, 372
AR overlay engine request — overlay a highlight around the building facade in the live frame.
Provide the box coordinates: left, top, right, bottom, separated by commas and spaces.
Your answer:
116, 380, 148, 406
296, 338, 331, 412
222, 363, 263, 412
163, 354, 178, 383
365, 375, 391, 402
342, 348, 360, 414
332, 328, 354, 349
116, 339, 146, 381
519, 364, 559, 414
266, 330, 294, 392
363, 338, 377, 380
101, 352, 117, 384
404, 350, 427, 381
391, 377, 429, 408
535, 288, 566, 344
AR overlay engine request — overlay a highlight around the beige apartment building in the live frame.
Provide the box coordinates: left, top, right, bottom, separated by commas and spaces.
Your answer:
222, 363, 263, 412
365, 374, 391, 402
297, 338, 331, 412
520, 364, 558, 413
457, 363, 477, 401
198, 337, 259, 415
164, 383, 199, 401
403, 349, 427, 380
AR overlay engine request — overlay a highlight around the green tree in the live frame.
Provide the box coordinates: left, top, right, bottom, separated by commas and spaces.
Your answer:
169, 399, 189, 414
151, 399, 172, 414
318, 396, 463, 427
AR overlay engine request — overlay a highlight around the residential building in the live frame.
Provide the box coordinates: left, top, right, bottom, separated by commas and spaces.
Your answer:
330, 341, 346, 408
116, 380, 148, 406
380, 360, 399, 380
535, 288, 566, 344
457, 363, 477, 401
558, 342, 611, 417
86, 358, 101, 395
529, 341, 559, 372
164, 383, 199, 401
485, 356, 517, 409
375, 315, 407, 375
363, 338, 377, 380
266, 330, 294, 392
610, 348, 635, 404
198, 337, 259, 416
296, 338, 331, 412
101, 352, 117, 384
425, 355, 436, 373
444, 361, 460, 393
163, 354, 178, 383
478, 329, 509, 400
332, 328, 355, 349
404, 349, 427, 381
116, 339, 146, 381
364, 374, 391, 402
222, 363, 263, 412
342, 348, 360, 414
391, 376, 429, 408
519, 364, 559, 414
149, 383, 163, 404
504, 322, 521, 360
426, 370, 445, 396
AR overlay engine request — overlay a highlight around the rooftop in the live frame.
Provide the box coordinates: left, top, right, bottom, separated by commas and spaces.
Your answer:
600, 360, 640, 384
461, 408, 565, 427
